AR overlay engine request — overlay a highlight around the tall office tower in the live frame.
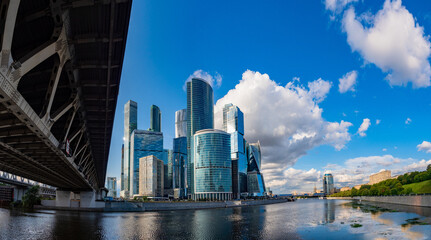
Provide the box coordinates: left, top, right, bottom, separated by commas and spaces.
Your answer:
107, 177, 117, 198
150, 105, 161, 132
163, 149, 173, 193
122, 100, 137, 197
173, 109, 187, 197
194, 129, 232, 201
186, 78, 214, 197
223, 104, 247, 199
247, 141, 266, 196
120, 144, 124, 191
129, 130, 163, 197
323, 173, 334, 195
139, 155, 164, 197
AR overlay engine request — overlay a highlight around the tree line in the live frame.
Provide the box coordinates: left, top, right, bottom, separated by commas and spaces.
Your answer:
331, 164, 431, 197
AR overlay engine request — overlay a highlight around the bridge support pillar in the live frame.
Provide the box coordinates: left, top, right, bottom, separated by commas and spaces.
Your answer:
54, 190, 105, 209
13, 187, 27, 201
55, 190, 71, 207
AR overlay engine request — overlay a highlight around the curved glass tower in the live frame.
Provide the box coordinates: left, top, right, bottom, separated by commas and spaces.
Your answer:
194, 129, 232, 200
150, 105, 161, 132
186, 78, 214, 197
247, 141, 266, 196
323, 173, 334, 195
175, 109, 187, 138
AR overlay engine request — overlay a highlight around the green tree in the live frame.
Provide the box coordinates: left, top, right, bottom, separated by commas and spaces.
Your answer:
22, 186, 41, 208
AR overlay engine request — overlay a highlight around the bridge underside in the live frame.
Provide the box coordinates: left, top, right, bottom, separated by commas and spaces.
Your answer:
0, 0, 131, 190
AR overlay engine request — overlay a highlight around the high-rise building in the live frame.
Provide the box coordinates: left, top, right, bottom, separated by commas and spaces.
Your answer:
193, 129, 232, 201
223, 103, 247, 199
150, 105, 161, 132
323, 173, 334, 195
173, 109, 187, 197
164, 149, 173, 194
120, 144, 124, 191
186, 78, 214, 197
139, 155, 164, 197
247, 141, 266, 196
122, 100, 137, 197
175, 109, 187, 138
130, 130, 163, 196
107, 177, 117, 198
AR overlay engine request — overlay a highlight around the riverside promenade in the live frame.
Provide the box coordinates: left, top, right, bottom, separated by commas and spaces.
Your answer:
328, 195, 431, 207
36, 199, 289, 212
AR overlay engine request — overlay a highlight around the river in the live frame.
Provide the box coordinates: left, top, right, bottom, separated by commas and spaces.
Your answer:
1, 199, 431, 239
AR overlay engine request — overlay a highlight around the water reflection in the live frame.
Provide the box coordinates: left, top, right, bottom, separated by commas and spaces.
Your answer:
0, 200, 430, 239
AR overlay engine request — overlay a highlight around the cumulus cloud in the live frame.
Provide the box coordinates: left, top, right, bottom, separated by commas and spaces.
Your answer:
342, 0, 431, 88
325, 0, 358, 14
214, 70, 352, 192
357, 118, 371, 137
185, 70, 222, 89
338, 70, 358, 93
417, 141, 431, 153
405, 117, 412, 124
376, 119, 381, 125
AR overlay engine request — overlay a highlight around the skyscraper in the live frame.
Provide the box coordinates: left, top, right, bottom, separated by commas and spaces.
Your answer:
223, 103, 247, 199
194, 129, 232, 201
150, 105, 161, 132
122, 100, 137, 197
323, 173, 334, 195
247, 141, 266, 196
121, 144, 124, 191
107, 177, 117, 198
139, 155, 164, 197
186, 78, 214, 197
173, 109, 187, 197
129, 130, 163, 196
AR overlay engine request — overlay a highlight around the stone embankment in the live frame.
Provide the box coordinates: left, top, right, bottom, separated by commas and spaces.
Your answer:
328, 195, 431, 207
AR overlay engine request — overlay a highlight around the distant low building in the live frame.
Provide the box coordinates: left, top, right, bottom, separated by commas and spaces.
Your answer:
340, 187, 351, 192
369, 170, 391, 185
353, 184, 364, 190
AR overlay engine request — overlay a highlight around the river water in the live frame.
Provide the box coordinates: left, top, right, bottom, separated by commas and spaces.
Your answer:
0, 199, 431, 239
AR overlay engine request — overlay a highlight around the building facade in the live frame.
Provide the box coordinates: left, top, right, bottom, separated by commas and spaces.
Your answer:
223, 104, 248, 199
150, 105, 161, 132
107, 177, 117, 198
175, 109, 187, 138
120, 144, 124, 191
139, 155, 164, 197
173, 109, 187, 197
323, 173, 335, 195
122, 100, 137, 197
369, 170, 391, 185
193, 129, 232, 200
129, 130, 163, 197
247, 141, 266, 196
186, 78, 214, 197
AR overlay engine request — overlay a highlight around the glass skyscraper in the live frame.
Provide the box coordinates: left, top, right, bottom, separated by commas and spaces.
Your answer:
223, 104, 247, 199
194, 129, 232, 201
323, 173, 334, 195
150, 105, 161, 132
187, 78, 214, 197
173, 109, 187, 197
107, 177, 117, 198
247, 141, 266, 196
122, 100, 137, 197
129, 129, 164, 196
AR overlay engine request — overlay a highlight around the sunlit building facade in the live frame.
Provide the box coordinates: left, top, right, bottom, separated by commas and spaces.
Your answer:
130, 130, 163, 196
187, 78, 214, 197
323, 173, 334, 195
173, 109, 188, 197
223, 103, 248, 199
193, 129, 232, 200
139, 155, 164, 197
122, 100, 137, 197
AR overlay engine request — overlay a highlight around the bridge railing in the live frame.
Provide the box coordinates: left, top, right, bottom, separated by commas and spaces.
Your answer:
0, 170, 56, 190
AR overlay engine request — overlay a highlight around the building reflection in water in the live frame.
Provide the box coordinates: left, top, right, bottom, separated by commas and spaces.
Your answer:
324, 200, 335, 223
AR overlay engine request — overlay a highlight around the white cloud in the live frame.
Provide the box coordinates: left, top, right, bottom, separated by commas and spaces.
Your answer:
214, 70, 352, 192
307, 78, 332, 103
185, 70, 222, 89
382, 148, 387, 152
357, 118, 371, 137
292, 76, 300, 82
342, 0, 431, 88
376, 119, 381, 125
417, 141, 431, 153
325, 0, 358, 14
405, 117, 412, 124
338, 70, 358, 93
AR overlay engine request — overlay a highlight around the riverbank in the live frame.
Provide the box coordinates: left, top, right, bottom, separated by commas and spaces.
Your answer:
35, 198, 289, 212
328, 195, 431, 207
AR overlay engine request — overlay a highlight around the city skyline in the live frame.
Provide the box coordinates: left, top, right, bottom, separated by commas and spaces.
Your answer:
107, 0, 431, 194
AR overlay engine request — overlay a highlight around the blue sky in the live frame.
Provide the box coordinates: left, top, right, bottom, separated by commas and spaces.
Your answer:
107, 0, 431, 194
